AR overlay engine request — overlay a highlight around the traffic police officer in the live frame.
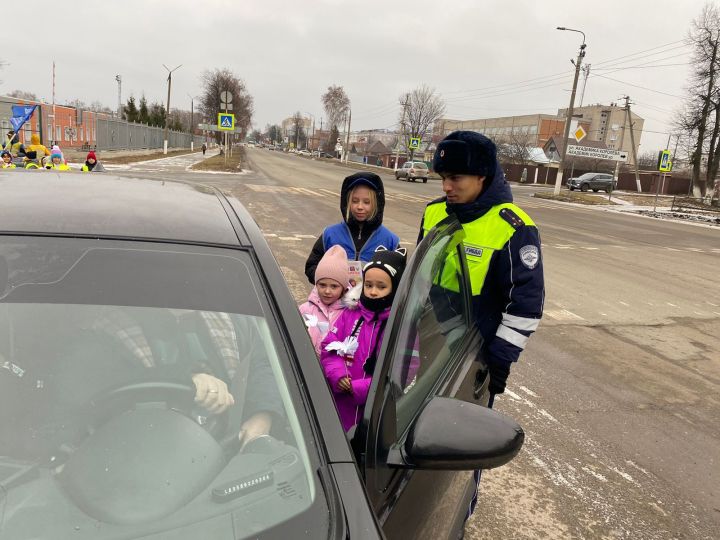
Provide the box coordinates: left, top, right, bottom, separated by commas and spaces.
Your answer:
419, 130, 544, 397
419, 130, 544, 520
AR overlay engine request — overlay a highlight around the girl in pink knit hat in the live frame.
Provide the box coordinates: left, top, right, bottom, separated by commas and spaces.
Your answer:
298, 245, 354, 356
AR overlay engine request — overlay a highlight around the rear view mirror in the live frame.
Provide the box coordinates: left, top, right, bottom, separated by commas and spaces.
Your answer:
388, 396, 523, 471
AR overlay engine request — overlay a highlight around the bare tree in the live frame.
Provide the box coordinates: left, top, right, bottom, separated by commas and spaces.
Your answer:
200, 68, 254, 142
496, 131, 536, 165
399, 85, 445, 160
676, 3, 720, 197
637, 151, 660, 170
321, 85, 350, 150
290, 111, 307, 148
7, 90, 38, 101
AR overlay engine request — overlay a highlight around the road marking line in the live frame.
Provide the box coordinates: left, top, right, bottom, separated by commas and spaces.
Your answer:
318, 188, 339, 197
544, 308, 585, 321
582, 247, 600, 250
518, 385, 539, 397
399, 241, 414, 246
706, 301, 719, 307
263, 233, 278, 237
685, 247, 703, 252
666, 302, 678, 307
664, 247, 683, 251
582, 467, 608, 482
295, 234, 317, 239
278, 236, 302, 241
619, 301, 629, 307
293, 187, 319, 196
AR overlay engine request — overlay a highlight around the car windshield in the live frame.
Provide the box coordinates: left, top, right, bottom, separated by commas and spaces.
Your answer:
577, 173, 596, 179
0, 237, 327, 539
413, 162, 428, 169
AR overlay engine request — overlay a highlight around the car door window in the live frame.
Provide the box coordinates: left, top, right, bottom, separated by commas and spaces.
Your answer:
383, 219, 473, 437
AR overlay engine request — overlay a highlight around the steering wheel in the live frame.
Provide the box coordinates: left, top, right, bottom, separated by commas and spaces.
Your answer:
81, 380, 229, 441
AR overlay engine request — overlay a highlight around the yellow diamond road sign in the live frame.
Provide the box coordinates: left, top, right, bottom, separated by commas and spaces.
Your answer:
218, 113, 235, 131
574, 125, 587, 142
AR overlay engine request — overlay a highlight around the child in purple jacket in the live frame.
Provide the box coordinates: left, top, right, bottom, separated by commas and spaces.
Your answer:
320, 246, 407, 431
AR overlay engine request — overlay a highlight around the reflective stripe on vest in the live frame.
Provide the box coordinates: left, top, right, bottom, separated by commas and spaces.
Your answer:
422, 201, 535, 295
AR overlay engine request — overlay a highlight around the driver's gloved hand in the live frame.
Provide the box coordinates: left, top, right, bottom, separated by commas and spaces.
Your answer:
488, 361, 511, 395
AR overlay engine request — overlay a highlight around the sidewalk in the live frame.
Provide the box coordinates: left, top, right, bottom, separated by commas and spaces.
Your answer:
532, 191, 720, 228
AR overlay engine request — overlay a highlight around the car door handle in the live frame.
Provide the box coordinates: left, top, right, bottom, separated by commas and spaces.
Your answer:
473, 366, 489, 400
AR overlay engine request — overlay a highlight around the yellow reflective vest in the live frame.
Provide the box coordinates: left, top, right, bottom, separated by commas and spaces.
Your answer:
421, 200, 536, 296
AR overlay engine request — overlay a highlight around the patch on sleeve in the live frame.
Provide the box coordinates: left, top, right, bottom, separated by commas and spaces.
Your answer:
519, 245, 540, 269
499, 208, 524, 229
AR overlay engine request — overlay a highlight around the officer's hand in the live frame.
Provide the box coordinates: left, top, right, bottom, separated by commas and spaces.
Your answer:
488, 362, 511, 395
192, 373, 235, 414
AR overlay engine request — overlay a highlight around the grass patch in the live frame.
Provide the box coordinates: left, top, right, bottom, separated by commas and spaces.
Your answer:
102, 149, 196, 164
533, 191, 619, 205
191, 148, 245, 172
611, 194, 673, 207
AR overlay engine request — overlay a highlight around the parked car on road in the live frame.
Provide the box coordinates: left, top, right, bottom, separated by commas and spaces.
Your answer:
0, 172, 523, 540
395, 161, 429, 183
297, 149, 311, 157
567, 172, 617, 192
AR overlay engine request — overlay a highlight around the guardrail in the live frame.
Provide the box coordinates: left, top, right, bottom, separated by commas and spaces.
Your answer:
671, 196, 720, 213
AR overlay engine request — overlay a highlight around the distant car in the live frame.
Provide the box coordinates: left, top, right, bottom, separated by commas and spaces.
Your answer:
395, 161, 429, 183
297, 149, 311, 157
567, 172, 617, 192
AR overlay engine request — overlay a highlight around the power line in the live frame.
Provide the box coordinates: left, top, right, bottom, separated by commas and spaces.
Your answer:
592, 41, 688, 67
590, 73, 684, 98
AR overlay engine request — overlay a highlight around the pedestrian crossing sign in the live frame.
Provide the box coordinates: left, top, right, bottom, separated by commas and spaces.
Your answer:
657, 149, 672, 172
408, 137, 421, 149
218, 113, 235, 131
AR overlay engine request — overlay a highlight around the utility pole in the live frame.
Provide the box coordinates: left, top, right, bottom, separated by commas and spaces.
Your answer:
554, 27, 586, 195
625, 96, 642, 192
610, 97, 630, 201
115, 75, 122, 118
162, 64, 182, 155
579, 64, 591, 107
344, 109, 352, 163
188, 94, 195, 152
394, 94, 409, 171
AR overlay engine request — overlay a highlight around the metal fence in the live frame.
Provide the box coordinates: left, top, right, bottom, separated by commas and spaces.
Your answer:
95, 118, 204, 151
671, 196, 720, 213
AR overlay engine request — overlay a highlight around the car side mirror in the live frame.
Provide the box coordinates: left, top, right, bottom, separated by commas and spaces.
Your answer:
387, 396, 524, 471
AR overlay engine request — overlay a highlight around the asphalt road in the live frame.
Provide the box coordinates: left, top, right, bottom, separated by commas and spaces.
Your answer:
114, 149, 720, 539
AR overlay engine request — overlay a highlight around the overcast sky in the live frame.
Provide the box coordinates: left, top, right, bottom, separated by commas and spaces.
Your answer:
3, 0, 707, 152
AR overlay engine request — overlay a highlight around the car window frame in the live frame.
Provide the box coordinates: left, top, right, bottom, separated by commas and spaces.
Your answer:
351, 215, 479, 510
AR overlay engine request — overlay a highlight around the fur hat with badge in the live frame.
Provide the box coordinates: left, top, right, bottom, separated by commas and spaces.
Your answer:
360, 246, 408, 312
432, 130, 497, 179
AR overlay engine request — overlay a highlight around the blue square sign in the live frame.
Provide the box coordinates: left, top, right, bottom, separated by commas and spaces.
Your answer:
218, 113, 235, 131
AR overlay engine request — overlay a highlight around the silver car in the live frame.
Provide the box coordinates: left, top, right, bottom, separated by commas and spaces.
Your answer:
567, 172, 617, 192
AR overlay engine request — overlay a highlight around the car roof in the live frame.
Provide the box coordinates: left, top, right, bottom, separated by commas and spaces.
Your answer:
0, 171, 243, 246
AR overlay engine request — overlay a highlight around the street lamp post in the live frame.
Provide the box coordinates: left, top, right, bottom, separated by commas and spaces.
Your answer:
162, 63, 182, 155
554, 27, 586, 195
188, 93, 199, 152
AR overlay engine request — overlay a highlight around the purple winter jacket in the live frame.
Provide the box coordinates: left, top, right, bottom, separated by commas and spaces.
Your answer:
320, 302, 390, 431
298, 287, 347, 356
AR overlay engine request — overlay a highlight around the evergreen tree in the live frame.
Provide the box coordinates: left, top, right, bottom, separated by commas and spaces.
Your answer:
123, 95, 139, 123
149, 103, 166, 127
138, 95, 149, 124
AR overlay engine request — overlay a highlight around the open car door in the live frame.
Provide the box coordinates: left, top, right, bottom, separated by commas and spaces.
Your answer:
351, 215, 522, 538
